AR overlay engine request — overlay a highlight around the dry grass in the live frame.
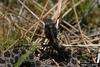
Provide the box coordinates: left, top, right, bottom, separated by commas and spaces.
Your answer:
0, 0, 100, 66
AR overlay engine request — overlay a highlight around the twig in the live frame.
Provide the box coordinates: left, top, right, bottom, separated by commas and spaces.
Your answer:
52, 0, 62, 20
62, 20, 78, 32
18, 0, 25, 16
40, 0, 48, 19
62, 0, 85, 18
60, 24, 79, 37
52, 59, 60, 67
18, 0, 44, 25
62, 43, 100, 47
3, 38, 21, 53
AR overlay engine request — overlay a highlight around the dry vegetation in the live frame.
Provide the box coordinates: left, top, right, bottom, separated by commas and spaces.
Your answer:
0, 0, 100, 67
